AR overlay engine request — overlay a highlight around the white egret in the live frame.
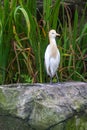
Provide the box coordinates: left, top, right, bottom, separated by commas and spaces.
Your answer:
44, 29, 60, 83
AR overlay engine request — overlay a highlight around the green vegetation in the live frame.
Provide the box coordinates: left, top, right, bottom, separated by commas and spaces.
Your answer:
0, 0, 87, 84
65, 113, 87, 130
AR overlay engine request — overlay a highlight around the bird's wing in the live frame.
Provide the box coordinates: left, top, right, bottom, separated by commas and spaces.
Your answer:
49, 50, 60, 77
44, 45, 51, 76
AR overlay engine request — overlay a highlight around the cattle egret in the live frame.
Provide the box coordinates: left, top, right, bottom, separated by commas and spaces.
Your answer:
44, 29, 60, 83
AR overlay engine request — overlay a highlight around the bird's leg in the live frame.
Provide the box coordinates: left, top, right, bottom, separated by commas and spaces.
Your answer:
50, 76, 52, 84
56, 72, 59, 83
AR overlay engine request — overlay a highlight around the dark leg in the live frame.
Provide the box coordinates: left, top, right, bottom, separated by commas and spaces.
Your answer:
50, 76, 52, 84
56, 72, 59, 83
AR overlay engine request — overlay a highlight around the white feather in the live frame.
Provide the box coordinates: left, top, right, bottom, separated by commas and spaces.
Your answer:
44, 29, 60, 79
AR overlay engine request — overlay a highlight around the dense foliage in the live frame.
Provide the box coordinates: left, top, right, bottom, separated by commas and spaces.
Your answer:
0, 0, 87, 84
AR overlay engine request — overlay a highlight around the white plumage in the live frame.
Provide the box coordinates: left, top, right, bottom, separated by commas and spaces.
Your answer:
44, 29, 60, 83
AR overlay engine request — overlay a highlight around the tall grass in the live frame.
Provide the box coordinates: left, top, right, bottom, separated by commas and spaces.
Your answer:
59, 3, 87, 81
0, 0, 16, 83
0, 0, 87, 84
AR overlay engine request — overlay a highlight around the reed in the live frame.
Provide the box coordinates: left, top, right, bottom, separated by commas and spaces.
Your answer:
0, 0, 17, 83
0, 0, 87, 84
59, 3, 87, 82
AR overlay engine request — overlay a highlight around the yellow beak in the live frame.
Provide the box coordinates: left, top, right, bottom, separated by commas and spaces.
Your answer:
56, 33, 60, 37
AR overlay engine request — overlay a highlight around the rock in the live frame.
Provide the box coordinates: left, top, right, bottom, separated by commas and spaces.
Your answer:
0, 116, 30, 130
0, 82, 87, 130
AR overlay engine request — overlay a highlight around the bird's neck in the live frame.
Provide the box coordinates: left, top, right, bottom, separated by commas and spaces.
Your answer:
49, 37, 57, 45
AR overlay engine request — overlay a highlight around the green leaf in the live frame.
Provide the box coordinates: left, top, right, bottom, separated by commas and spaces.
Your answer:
14, 6, 30, 38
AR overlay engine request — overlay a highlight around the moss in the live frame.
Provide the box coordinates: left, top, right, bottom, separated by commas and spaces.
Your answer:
73, 100, 84, 112
65, 113, 87, 130
29, 101, 65, 130
0, 115, 32, 130
0, 88, 6, 105
0, 88, 19, 115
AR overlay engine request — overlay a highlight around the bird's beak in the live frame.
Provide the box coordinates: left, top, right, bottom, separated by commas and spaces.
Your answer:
56, 33, 60, 37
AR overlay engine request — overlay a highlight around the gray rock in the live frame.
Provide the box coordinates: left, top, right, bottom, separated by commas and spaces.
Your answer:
0, 82, 87, 130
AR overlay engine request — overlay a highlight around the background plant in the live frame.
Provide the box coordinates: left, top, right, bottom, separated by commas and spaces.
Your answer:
59, 3, 87, 82
0, 0, 87, 84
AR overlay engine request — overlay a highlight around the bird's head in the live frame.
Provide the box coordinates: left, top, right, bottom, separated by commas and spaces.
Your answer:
49, 29, 60, 39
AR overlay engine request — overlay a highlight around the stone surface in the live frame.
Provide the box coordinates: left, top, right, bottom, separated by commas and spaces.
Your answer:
0, 82, 87, 130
